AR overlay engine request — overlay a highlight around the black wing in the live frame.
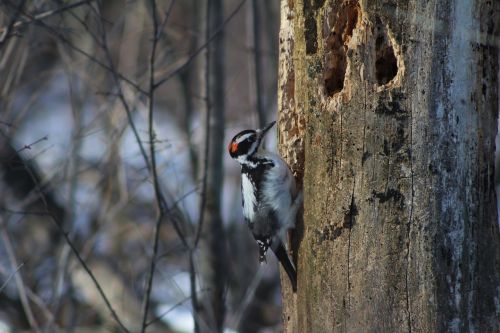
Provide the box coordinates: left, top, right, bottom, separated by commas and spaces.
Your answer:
272, 241, 297, 292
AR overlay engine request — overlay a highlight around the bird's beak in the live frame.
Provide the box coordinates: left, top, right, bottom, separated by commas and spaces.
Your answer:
257, 121, 276, 139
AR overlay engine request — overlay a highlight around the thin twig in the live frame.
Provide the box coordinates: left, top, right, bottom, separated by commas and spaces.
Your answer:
146, 296, 190, 327
0, 262, 24, 293
0, 0, 27, 48
156, 0, 177, 40
141, 1, 176, 332
2, 0, 146, 95
13, 150, 132, 333
0, 0, 98, 34
146, 288, 209, 327
0, 218, 42, 333
92, 0, 188, 248
16, 135, 48, 153
154, 0, 247, 89
88, 3, 152, 173
47, 210, 130, 332
250, 0, 266, 128
0, 262, 60, 328
188, 249, 199, 332
231, 266, 265, 329
62, 1, 191, 263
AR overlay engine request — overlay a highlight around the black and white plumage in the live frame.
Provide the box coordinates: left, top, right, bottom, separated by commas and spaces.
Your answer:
228, 121, 302, 291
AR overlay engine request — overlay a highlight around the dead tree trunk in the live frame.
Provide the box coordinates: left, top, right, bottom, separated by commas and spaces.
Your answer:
277, 0, 500, 332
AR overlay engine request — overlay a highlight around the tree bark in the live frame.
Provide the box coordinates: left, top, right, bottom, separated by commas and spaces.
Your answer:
278, 0, 500, 332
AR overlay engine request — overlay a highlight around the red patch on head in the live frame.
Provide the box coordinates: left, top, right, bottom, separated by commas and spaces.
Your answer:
229, 142, 238, 153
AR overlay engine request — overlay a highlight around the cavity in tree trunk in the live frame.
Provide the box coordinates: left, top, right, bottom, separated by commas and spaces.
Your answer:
277, 0, 500, 332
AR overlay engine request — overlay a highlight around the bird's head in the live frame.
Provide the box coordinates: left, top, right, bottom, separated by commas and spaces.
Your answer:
228, 121, 276, 161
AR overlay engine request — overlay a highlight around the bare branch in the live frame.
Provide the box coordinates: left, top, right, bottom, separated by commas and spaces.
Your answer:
0, 261, 24, 293
141, 2, 182, 332
154, 0, 247, 89
146, 287, 208, 327
250, 0, 266, 128
0, 0, 26, 49
15, 135, 48, 153
0, 0, 98, 35
0, 218, 41, 333
6, 141, 132, 333
2, 0, 147, 95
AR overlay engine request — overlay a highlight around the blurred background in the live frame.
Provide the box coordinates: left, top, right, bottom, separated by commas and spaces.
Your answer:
1, 1, 499, 333
0, 0, 284, 332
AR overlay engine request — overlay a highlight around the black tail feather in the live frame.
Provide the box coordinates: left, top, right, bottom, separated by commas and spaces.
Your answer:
273, 242, 297, 292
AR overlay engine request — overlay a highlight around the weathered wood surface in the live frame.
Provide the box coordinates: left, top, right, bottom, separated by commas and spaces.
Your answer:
278, 0, 500, 332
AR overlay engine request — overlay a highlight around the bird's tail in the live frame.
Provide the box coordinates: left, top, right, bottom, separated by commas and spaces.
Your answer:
273, 242, 297, 292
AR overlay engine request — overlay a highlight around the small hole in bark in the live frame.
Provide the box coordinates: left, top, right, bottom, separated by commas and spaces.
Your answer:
375, 17, 398, 85
323, 1, 360, 96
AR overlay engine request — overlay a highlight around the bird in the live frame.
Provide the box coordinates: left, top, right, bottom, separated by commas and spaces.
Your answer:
228, 120, 302, 291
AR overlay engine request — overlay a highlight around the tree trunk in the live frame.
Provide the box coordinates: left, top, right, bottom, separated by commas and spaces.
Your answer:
199, 0, 228, 331
278, 0, 500, 332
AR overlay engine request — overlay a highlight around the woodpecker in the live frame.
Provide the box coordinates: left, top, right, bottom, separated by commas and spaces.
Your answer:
228, 120, 302, 291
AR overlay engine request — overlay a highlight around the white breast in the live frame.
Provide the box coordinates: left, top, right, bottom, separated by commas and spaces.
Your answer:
241, 173, 257, 221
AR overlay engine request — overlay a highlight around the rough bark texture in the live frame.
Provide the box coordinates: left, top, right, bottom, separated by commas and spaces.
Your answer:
278, 0, 500, 332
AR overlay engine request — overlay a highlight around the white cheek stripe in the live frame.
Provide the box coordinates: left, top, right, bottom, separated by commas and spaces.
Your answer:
236, 133, 253, 143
